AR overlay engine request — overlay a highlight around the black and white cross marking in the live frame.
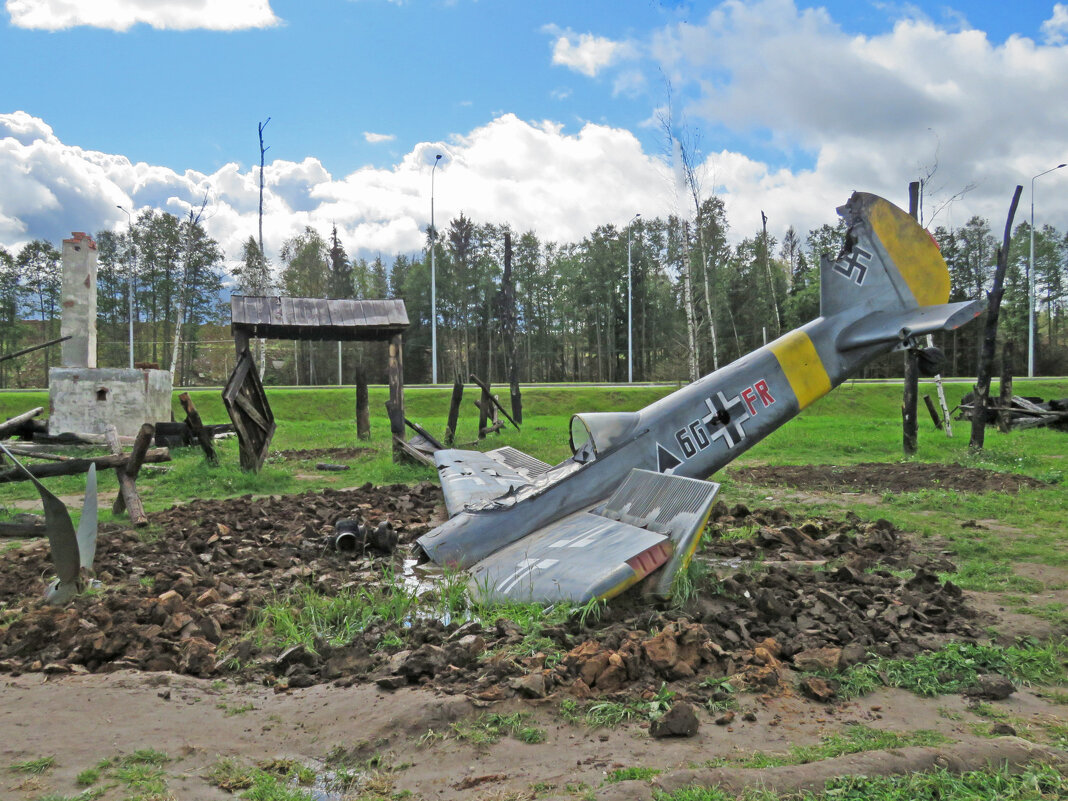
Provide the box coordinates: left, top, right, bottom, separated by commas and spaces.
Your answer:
833, 245, 872, 286
702, 390, 751, 448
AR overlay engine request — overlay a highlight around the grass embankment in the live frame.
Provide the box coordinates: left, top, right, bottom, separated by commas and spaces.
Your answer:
2, 379, 1065, 600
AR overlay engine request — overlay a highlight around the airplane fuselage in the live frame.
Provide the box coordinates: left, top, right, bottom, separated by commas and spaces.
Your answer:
419, 308, 885, 569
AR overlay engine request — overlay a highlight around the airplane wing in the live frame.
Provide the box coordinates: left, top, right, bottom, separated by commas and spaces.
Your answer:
468, 469, 719, 603
434, 446, 551, 516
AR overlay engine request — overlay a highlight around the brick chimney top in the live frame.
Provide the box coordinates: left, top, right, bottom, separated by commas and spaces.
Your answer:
63, 232, 97, 250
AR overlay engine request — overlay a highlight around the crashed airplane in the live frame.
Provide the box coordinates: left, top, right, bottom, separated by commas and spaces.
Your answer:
417, 192, 985, 604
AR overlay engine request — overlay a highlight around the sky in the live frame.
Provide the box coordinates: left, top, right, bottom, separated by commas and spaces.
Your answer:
2, 0, 1068, 275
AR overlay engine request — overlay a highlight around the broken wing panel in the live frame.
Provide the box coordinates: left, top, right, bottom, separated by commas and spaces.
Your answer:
435, 448, 537, 517
467, 509, 670, 604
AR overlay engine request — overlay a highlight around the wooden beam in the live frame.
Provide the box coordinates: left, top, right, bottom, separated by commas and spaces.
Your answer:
0, 449, 170, 484
179, 392, 218, 464
388, 334, 405, 462
0, 407, 43, 439
105, 425, 149, 526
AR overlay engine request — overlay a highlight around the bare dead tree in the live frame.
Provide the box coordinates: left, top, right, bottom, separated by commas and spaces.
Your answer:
256, 117, 271, 378
658, 81, 711, 376
258, 117, 270, 257
169, 189, 212, 385
970, 185, 1023, 452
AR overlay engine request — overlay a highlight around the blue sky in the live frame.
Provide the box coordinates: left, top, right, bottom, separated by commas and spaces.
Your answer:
3, 1, 1068, 265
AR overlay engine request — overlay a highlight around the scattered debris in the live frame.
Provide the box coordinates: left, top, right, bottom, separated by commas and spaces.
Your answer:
957, 393, 1068, 432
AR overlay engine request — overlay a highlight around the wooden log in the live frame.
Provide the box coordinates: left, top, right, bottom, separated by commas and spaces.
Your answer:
388, 334, 405, 463
469, 374, 520, 430
479, 420, 505, 437
355, 367, 370, 441
0, 407, 43, 439
1, 445, 73, 462
404, 418, 445, 451
392, 435, 434, 467
998, 349, 1014, 433
0, 520, 46, 538
923, 394, 943, 429
902, 181, 920, 456
111, 424, 153, 525
444, 378, 464, 447
970, 185, 1022, 451
476, 387, 489, 440
0, 449, 170, 484
179, 392, 217, 464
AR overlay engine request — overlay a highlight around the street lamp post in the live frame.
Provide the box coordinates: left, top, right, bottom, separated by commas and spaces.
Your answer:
1029, 163, 1066, 377
430, 153, 442, 384
116, 205, 134, 369
626, 213, 640, 383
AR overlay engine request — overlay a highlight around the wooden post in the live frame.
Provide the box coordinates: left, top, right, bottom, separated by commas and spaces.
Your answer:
355, 366, 370, 441
998, 343, 1014, 433
444, 377, 464, 447
970, 185, 1023, 452
501, 232, 523, 425
477, 382, 490, 440
923, 394, 943, 429
902, 181, 921, 456
105, 424, 150, 526
179, 392, 218, 464
387, 333, 405, 462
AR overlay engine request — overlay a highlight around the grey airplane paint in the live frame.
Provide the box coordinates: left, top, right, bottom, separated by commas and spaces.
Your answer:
0, 442, 98, 604
417, 192, 985, 604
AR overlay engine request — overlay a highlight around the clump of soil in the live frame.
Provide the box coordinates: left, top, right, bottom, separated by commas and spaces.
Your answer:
0, 485, 983, 705
730, 462, 1045, 494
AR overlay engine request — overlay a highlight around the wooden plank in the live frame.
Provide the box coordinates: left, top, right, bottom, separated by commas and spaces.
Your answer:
235, 391, 271, 432
179, 392, 218, 464
0, 450, 170, 484
0, 407, 43, 438
105, 424, 148, 526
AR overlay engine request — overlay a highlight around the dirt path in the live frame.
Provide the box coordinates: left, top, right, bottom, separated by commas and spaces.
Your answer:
3, 671, 1060, 801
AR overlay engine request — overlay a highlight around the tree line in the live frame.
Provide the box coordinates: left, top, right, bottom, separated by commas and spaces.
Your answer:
1, 201, 1065, 387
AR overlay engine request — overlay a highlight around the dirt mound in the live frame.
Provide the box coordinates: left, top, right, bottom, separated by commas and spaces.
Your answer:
0, 488, 983, 705
0, 483, 441, 678
731, 462, 1045, 494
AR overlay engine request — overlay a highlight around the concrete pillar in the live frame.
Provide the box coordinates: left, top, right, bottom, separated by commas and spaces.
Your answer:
60, 231, 97, 368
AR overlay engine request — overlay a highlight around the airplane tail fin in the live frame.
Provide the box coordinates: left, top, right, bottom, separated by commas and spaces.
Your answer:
821, 193, 951, 319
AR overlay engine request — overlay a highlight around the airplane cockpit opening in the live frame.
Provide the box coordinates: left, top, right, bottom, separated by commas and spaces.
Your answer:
568, 412, 641, 460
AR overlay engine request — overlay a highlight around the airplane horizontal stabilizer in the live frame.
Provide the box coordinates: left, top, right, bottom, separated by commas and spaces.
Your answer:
595, 469, 720, 597
467, 469, 719, 604
836, 298, 986, 350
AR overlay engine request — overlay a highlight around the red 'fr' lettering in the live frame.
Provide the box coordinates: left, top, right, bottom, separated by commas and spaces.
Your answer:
755, 379, 775, 407
741, 387, 758, 415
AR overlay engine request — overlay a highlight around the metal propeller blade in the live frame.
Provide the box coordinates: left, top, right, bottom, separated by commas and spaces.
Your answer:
76, 464, 98, 570
0, 442, 96, 603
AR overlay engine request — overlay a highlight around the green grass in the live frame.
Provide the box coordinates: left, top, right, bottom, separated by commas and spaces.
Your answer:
710, 725, 949, 769
8, 755, 56, 774
449, 712, 546, 745
653, 763, 1068, 800
825, 640, 1068, 699
605, 766, 661, 783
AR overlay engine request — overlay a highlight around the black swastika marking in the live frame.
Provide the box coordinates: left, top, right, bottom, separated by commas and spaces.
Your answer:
833, 246, 872, 285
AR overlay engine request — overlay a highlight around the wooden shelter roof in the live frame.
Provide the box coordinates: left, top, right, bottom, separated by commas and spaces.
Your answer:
230, 296, 408, 342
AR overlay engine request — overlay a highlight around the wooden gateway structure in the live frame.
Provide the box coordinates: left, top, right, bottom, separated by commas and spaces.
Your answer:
227, 296, 409, 470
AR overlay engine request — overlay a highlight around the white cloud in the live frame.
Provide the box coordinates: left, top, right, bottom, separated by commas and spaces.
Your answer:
0, 111, 673, 271
364, 132, 396, 144
546, 26, 634, 77
1043, 3, 1068, 44
5, 0, 280, 31
645, 0, 1068, 235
